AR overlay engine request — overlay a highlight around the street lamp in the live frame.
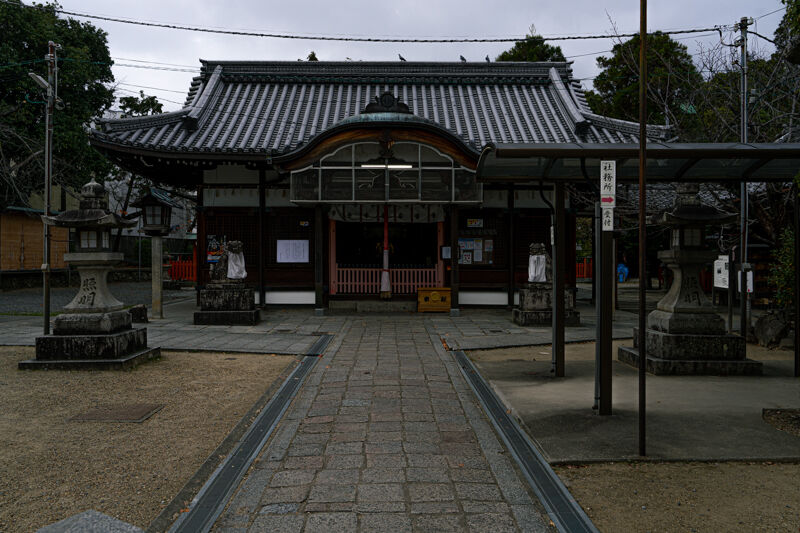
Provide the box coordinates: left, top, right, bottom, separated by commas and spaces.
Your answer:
29, 41, 60, 335
132, 188, 178, 319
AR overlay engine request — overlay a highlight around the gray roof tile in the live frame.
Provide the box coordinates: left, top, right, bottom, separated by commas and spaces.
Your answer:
93, 61, 670, 157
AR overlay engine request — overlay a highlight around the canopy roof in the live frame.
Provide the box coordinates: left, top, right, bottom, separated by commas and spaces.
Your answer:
478, 142, 800, 183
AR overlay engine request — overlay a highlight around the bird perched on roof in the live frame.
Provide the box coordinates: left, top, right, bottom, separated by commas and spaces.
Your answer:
485, 55, 490, 63
398, 54, 406, 61
460, 55, 467, 62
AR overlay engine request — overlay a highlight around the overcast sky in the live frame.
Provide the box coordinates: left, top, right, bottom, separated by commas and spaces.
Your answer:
56, 0, 787, 112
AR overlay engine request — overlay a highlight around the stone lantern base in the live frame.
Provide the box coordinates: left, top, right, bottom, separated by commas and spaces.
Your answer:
193, 281, 260, 325
618, 327, 761, 375
512, 282, 580, 326
20, 310, 160, 370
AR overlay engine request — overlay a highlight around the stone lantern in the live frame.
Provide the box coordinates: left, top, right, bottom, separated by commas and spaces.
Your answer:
618, 183, 762, 375
132, 189, 179, 319
19, 179, 160, 369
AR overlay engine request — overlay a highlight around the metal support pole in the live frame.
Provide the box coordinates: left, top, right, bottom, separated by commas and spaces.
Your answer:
450, 205, 460, 314
553, 184, 566, 377
42, 41, 57, 335
599, 210, 614, 415
594, 203, 601, 410
314, 204, 324, 312
794, 185, 799, 378
727, 248, 735, 334
508, 185, 515, 307
258, 170, 265, 307
739, 16, 750, 340
638, 0, 648, 456
380, 204, 391, 299
151, 235, 163, 319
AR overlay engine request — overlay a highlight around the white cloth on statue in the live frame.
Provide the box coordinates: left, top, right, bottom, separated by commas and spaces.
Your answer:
379, 250, 391, 292
528, 255, 546, 283
227, 252, 247, 279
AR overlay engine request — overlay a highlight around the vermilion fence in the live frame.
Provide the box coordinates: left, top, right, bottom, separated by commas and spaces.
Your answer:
576, 258, 593, 279
332, 266, 440, 295
168, 248, 196, 282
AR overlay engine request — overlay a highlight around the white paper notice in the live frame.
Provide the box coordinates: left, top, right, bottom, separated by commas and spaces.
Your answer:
277, 240, 309, 263
473, 239, 483, 262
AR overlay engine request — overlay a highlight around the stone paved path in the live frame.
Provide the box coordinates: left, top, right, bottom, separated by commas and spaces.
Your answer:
213, 316, 551, 533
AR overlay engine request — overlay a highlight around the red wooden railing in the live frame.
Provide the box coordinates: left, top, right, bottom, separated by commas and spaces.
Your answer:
576, 258, 593, 279
168, 248, 197, 282
332, 266, 440, 295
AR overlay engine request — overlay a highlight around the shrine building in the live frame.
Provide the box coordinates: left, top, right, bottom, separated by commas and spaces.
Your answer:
90, 60, 668, 310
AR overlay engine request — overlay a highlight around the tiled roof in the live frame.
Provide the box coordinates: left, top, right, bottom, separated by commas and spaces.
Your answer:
92, 61, 670, 158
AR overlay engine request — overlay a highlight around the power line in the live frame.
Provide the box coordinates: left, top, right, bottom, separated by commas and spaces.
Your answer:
112, 57, 201, 69
756, 6, 787, 19
115, 82, 191, 94
114, 87, 184, 105
1, 0, 727, 44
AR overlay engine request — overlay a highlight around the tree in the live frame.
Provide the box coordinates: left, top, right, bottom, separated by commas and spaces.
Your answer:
0, 0, 114, 209
307, 51, 319, 62
584, 32, 702, 130
496, 27, 565, 62
119, 90, 163, 118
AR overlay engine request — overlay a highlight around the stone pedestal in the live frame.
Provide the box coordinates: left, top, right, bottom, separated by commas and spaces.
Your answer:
21, 310, 160, 370
512, 282, 580, 326
618, 248, 761, 375
194, 281, 259, 325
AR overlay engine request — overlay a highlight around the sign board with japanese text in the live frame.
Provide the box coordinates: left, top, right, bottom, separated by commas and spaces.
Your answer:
602, 208, 614, 231
600, 160, 616, 207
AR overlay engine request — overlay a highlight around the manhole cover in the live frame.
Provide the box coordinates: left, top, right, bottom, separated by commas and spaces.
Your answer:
70, 403, 164, 423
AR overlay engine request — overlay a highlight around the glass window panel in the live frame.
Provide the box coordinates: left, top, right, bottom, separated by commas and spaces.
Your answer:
290, 168, 319, 202
421, 169, 451, 201
320, 144, 353, 166
391, 143, 419, 166
355, 169, 385, 201
453, 169, 480, 202
102, 231, 110, 249
354, 143, 382, 165
145, 205, 160, 226
420, 145, 453, 168
322, 168, 354, 201
389, 169, 419, 200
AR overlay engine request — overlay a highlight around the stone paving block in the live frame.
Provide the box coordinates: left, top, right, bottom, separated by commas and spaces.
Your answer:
403, 441, 441, 455
287, 444, 326, 457
270, 470, 316, 487
440, 442, 483, 456
446, 456, 489, 469
247, 514, 305, 533
283, 456, 324, 470
406, 467, 449, 483
367, 430, 402, 442
292, 433, 329, 445
366, 453, 406, 468
411, 514, 465, 532
324, 441, 362, 455
360, 467, 405, 483
370, 412, 403, 422
405, 431, 441, 444
441, 431, 476, 443
360, 513, 412, 533
259, 502, 300, 514
355, 502, 407, 513
260, 485, 311, 504
369, 421, 403, 432
308, 484, 356, 503
449, 468, 494, 483
332, 422, 367, 433
303, 512, 357, 533
406, 454, 448, 469
314, 469, 359, 484
357, 483, 405, 502
454, 483, 503, 501
335, 413, 369, 423
465, 512, 518, 533
408, 483, 455, 502
409, 502, 460, 514
330, 431, 366, 442
300, 422, 332, 434
404, 421, 438, 433
511, 504, 550, 533
461, 501, 510, 514
365, 441, 403, 454
325, 454, 365, 469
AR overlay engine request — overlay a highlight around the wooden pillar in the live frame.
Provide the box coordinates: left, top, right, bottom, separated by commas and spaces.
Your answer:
258, 170, 265, 307
553, 183, 566, 377
314, 204, 324, 312
436, 221, 444, 286
450, 205, 459, 312
195, 185, 205, 306
329, 219, 337, 295
507, 185, 515, 307
599, 208, 614, 415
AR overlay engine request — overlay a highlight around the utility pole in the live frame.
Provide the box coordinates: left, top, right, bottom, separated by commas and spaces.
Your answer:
738, 17, 751, 339
29, 42, 59, 335
637, 0, 648, 457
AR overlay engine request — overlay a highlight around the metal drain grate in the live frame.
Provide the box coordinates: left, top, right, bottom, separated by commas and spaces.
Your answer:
170, 354, 320, 533
453, 350, 599, 533
306, 334, 334, 356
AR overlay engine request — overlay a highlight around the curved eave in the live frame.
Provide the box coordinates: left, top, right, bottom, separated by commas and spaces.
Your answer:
272, 113, 481, 171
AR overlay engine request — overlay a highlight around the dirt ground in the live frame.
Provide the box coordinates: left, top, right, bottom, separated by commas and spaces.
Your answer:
554, 461, 800, 533
0, 347, 295, 532
469, 342, 800, 532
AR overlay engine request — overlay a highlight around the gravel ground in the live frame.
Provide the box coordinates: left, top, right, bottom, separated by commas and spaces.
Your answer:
0, 282, 188, 314
555, 461, 800, 532
0, 347, 295, 532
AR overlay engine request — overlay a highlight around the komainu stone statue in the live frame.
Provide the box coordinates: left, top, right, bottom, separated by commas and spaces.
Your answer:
513, 242, 579, 326
195, 240, 258, 325
528, 243, 552, 283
